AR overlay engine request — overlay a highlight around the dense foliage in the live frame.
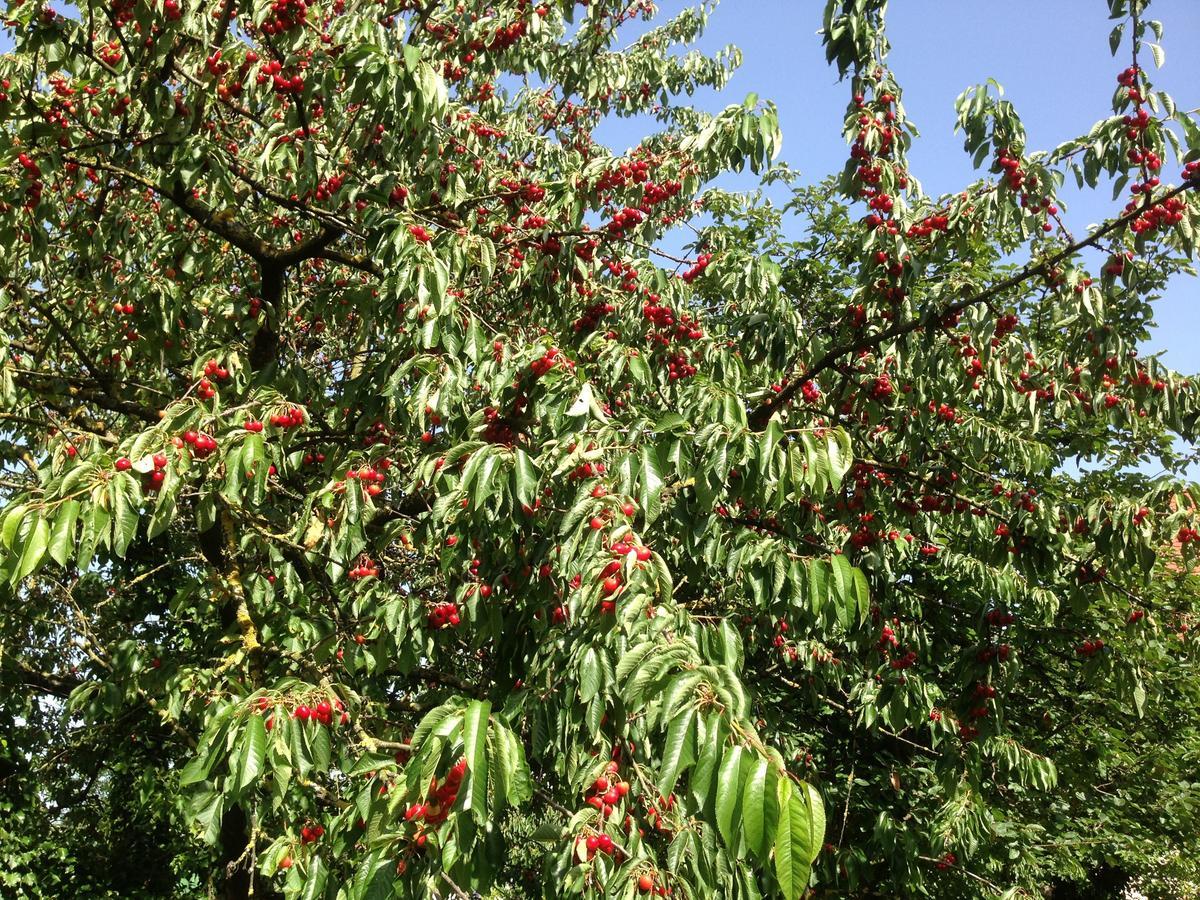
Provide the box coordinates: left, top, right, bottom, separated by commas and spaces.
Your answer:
1, 0, 1199, 897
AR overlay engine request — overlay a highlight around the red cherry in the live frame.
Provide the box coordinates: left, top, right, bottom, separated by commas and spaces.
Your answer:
114, 457, 132, 471
589, 517, 605, 530
638, 874, 654, 892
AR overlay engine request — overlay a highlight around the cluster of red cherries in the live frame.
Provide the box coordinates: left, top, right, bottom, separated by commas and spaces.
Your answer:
342, 460, 389, 497
260, 0, 306, 34
427, 601, 461, 629
144, 453, 169, 491
403, 758, 468, 829
256, 60, 303, 96
179, 430, 219, 459
196, 359, 231, 399
15, 151, 42, 209
347, 556, 380, 580
530, 346, 570, 378
294, 698, 344, 725
680, 252, 711, 284
606, 206, 645, 236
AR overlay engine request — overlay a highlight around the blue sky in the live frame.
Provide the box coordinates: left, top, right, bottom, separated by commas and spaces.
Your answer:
596, 0, 1200, 374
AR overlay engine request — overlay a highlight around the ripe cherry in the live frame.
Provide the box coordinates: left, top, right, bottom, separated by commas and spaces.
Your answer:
115, 457, 132, 471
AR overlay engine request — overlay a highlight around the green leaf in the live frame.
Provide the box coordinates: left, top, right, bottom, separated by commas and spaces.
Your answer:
110, 476, 138, 558
47, 499, 80, 566
741, 757, 771, 858
690, 715, 727, 814
147, 473, 179, 540
351, 850, 392, 900
488, 725, 510, 817
616, 640, 657, 685
715, 745, 746, 850
16, 516, 50, 581
310, 723, 332, 772
179, 720, 229, 786
1132, 678, 1146, 718
238, 713, 268, 791
501, 725, 533, 806
299, 854, 328, 900
291, 713, 313, 778
579, 646, 602, 702
1, 504, 27, 550
187, 788, 224, 846
512, 448, 538, 507
657, 706, 696, 798
774, 779, 812, 900
826, 429, 853, 487
460, 699, 491, 824
640, 443, 665, 525
774, 777, 824, 900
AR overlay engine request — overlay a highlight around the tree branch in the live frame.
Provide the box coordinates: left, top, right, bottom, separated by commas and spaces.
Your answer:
747, 178, 1200, 430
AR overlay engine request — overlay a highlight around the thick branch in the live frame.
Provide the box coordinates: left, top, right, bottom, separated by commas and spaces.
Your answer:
14, 372, 161, 424
747, 178, 1200, 430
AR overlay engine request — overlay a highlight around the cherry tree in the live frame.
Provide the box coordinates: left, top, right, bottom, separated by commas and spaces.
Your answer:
1, 0, 1198, 897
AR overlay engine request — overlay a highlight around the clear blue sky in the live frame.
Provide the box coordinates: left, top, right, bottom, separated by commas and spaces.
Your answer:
596, 0, 1200, 375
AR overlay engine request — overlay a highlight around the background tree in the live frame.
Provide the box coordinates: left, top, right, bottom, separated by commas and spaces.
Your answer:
0, 0, 1198, 898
